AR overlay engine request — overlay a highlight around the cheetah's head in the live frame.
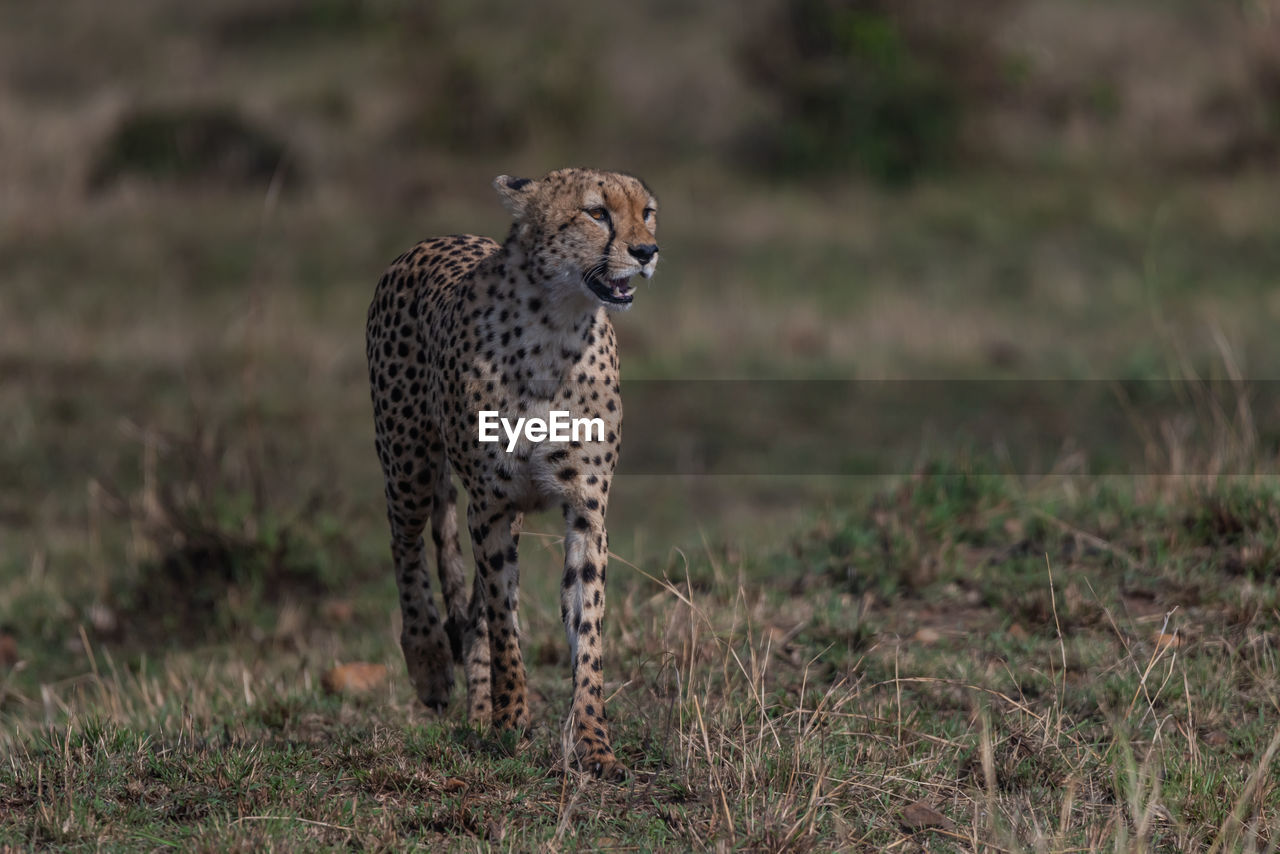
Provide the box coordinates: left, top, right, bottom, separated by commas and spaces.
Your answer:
495, 168, 658, 312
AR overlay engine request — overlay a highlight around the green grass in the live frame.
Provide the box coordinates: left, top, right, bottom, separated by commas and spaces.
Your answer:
3, 464, 1278, 851
5, 135, 1280, 854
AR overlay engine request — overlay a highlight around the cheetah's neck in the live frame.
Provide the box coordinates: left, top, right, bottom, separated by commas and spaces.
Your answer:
475, 237, 613, 389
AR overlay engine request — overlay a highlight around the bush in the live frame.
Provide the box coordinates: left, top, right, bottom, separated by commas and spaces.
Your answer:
392, 2, 602, 155
103, 425, 338, 646
739, 0, 1011, 184
89, 104, 301, 192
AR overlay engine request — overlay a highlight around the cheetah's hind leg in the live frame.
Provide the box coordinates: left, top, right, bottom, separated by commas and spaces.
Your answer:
375, 434, 456, 711
428, 459, 468, 663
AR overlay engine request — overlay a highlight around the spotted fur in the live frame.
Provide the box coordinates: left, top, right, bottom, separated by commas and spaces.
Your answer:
366, 168, 658, 781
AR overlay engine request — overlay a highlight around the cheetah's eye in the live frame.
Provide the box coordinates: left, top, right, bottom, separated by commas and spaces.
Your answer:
584, 207, 609, 222
642, 207, 655, 222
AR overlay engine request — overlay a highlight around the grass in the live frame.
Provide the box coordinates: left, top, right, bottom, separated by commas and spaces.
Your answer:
3, 461, 1279, 851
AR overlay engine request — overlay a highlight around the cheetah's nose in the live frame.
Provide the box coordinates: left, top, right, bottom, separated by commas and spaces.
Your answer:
627, 243, 658, 265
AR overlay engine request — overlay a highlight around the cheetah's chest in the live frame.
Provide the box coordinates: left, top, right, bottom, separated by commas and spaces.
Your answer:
419, 284, 622, 508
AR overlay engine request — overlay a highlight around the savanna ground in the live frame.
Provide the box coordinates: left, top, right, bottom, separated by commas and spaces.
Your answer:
2, 1, 1279, 850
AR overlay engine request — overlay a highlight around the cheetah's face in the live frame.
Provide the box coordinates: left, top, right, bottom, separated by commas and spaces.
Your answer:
495, 169, 658, 312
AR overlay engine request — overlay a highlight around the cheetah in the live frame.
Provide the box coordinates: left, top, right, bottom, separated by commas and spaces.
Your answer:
365, 168, 658, 781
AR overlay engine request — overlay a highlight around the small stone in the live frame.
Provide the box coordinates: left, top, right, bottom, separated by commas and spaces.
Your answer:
0, 633, 17, 667
322, 599, 355, 624
321, 662, 388, 695
900, 800, 955, 832
88, 603, 118, 634
913, 627, 942, 644
1202, 730, 1230, 748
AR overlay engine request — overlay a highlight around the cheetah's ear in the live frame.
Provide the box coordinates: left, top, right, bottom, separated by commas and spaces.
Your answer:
493, 175, 538, 220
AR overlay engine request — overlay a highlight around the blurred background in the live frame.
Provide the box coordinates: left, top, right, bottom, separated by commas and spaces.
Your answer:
1, 0, 1279, 678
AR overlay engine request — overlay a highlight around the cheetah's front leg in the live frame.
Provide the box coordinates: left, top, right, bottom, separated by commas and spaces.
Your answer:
561, 503, 624, 780
466, 503, 530, 733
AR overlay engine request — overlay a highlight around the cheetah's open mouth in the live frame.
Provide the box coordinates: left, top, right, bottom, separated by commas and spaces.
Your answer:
585, 274, 635, 305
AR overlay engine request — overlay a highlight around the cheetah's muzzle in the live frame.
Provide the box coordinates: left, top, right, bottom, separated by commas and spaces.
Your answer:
585, 273, 636, 305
